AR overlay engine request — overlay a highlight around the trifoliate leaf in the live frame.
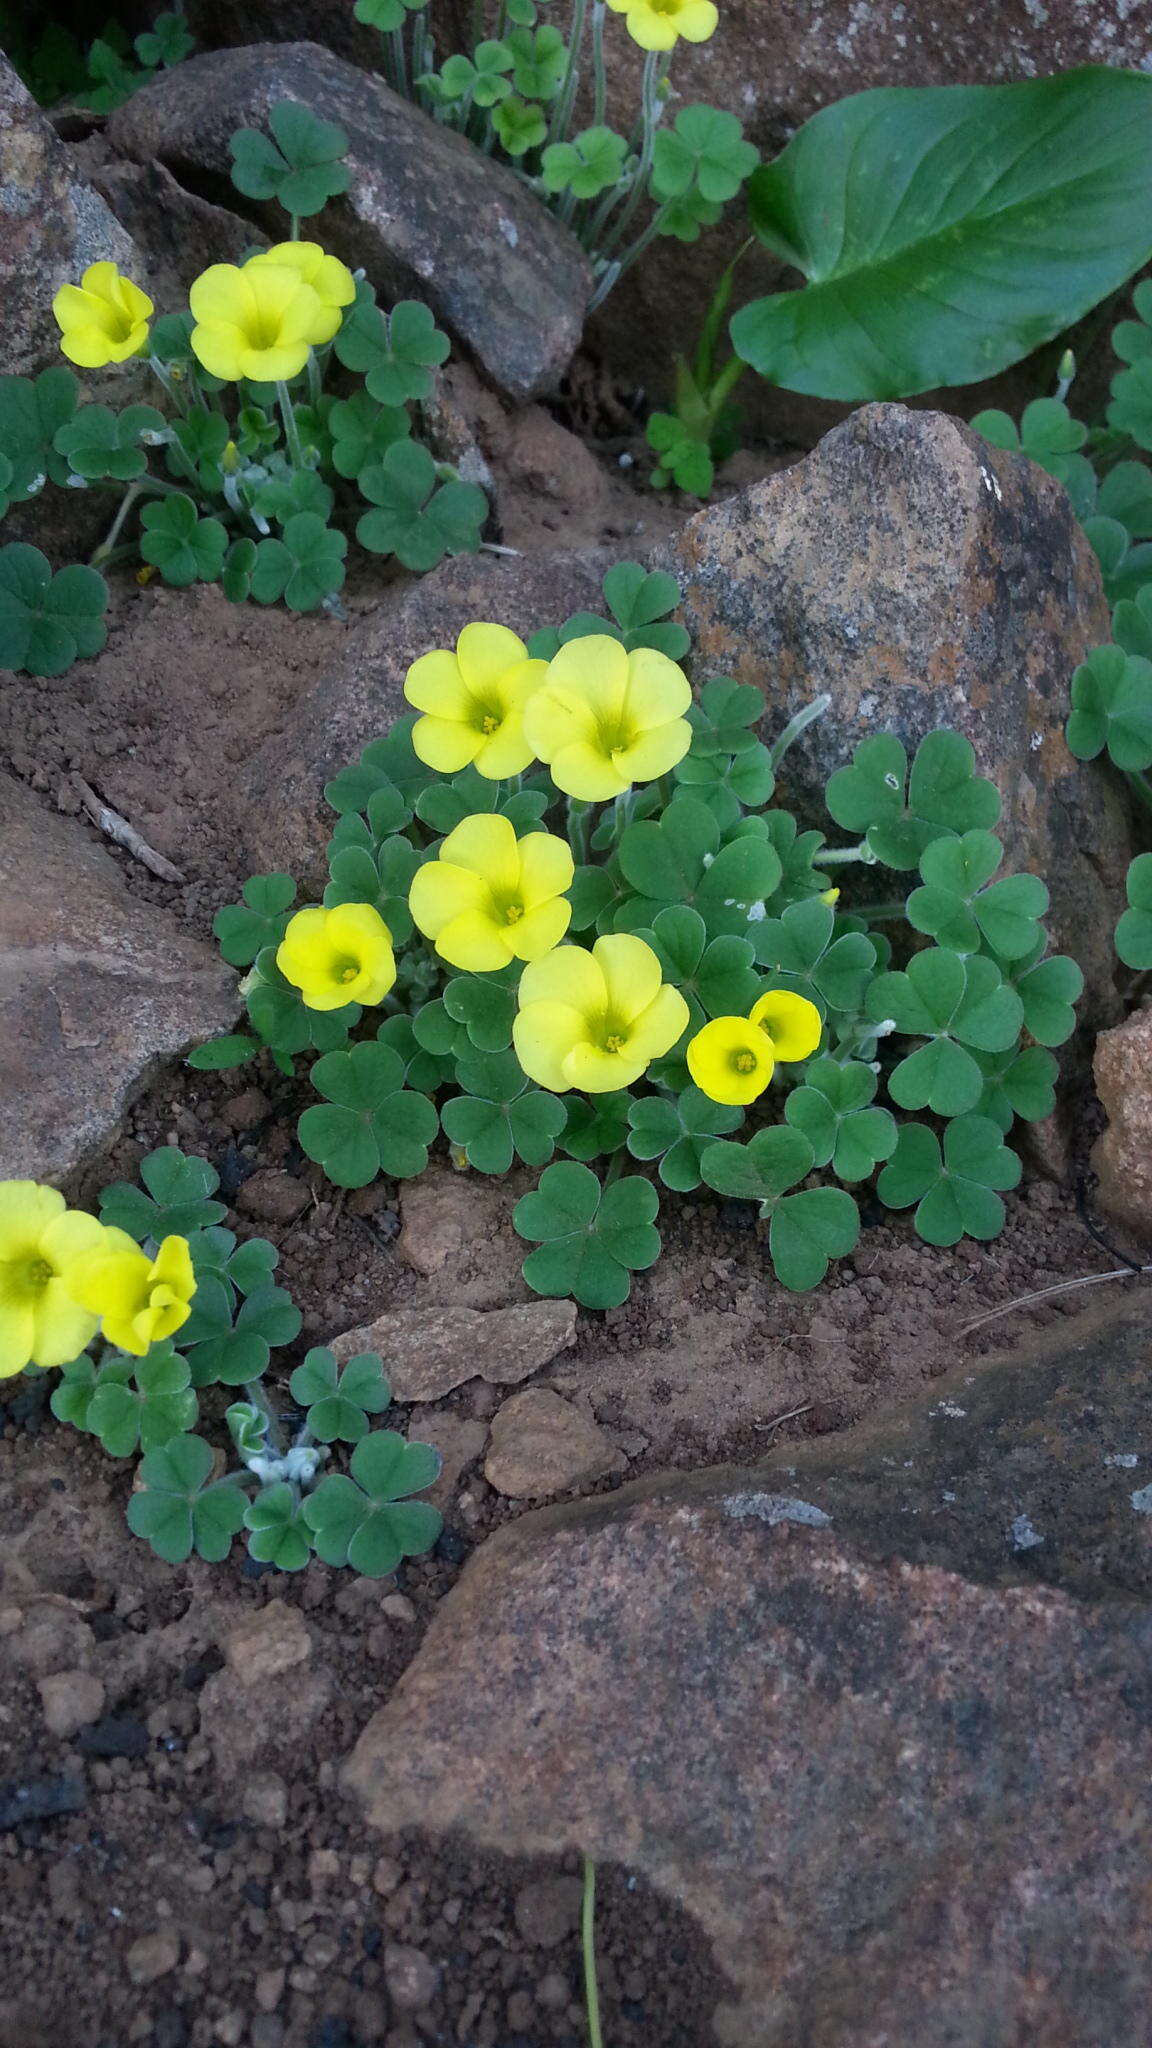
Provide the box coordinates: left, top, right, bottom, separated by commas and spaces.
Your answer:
335, 294, 450, 406
0, 543, 108, 677
651, 104, 758, 204
869, 947, 1024, 1117
493, 94, 548, 155
825, 730, 1001, 869
244, 1483, 313, 1571
298, 1042, 439, 1187
1066, 643, 1152, 771
229, 101, 351, 218
542, 126, 628, 198
783, 1059, 897, 1182
140, 493, 228, 588
356, 439, 487, 571
0, 366, 78, 501
514, 1161, 661, 1311
329, 391, 411, 479
54, 402, 165, 482
288, 1347, 391, 1443
877, 1115, 1021, 1247
302, 1432, 443, 1576
626, 1085, 743, 1191
213, 872, 296, 966
1116, 851, 1152, 969
250, 514, 347, 613
99, 1147, 226, 1241
127, 1435, 248, 1564
907, 830, 1048, 959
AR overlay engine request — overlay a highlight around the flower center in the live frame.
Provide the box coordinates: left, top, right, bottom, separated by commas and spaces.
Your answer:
732, 1051, 757, 1075
605, 1033, 626, 1054
649, 0, 682, 13
98, 303, 136, 342
20, 1256, 55, 1294
504, 903, 524, 925
334, 956, 360, 983
597, 714, 637, 759
246, 308, 287, 350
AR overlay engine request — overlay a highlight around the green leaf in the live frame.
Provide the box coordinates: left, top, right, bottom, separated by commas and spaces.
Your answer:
618, 795, 782, 936
442, 1054, 566, 1174
221, 537, 258, 605
600, 561, 689, 657
244, 1483, 313, 1572
0, 368, 78, 504
335, 294, 450, 406
1066, 643, 1152, 771
507, 22, 565, 98
1116, 851, 1152, 969
877, 1115, 1021, 1246
825, 730, 1000, 870
324, 832, 419, 945
302, 1432, 443, 1577
768, 1186, 859, 1292
213, 872, 296, 967
127, 1435, 247, 1564
357, 440, 487, 572
99, 1147, 226, 1241
542, 126, 628, 198
229, 100, 351, 218
514, 1161, 660, 1311
135, 10, 195, 67
626, 1086, 743, 1191
329, 392, 411, 479
0, 544, 108, 677
907, 830, 1047, 959
559, 1091, 632, 1163
753, 897, 877, 1017
699, 1124, 815, 1205
140, 493, 228, 588
733, 70, 1152, 400
54, 402, 165, 482
651, 104, 758, 205
973, 1045, 1059, 1128
493, 94, 548, 156
442, 966, 520, 1051
288, 1347, 391, 1443
50, 1354, 99, 1432
784, 1059, 897, 1181
87, 1345, 198, 1458
1009, 951, 1083, 1047
298, 1042, 438, 1187
250, 514, 347, 614
183, 1276, 301, 1388
869, 948, 1024, 1115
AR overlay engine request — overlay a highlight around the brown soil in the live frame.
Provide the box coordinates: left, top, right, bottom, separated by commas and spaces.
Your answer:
0, 441, 1127, 2048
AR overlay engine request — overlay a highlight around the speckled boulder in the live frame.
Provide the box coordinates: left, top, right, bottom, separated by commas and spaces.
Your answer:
107, 42, 590, 402
1092, 1005, 1152, 1241
663, 403, 1128, 1023
0, 54, 142, 377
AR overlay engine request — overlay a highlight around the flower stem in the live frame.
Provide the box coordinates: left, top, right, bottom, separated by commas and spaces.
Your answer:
813, 841, 877, 867
769, 693, 831, 769
89, 475, 183, 565
388, 25, 409, 94
276, 380, 306, 469
591, 0, 607, 127
566, 798, 591, 863
598, 49, 662, 260
581, 1855, 603, 2048
548, 0, 589, 147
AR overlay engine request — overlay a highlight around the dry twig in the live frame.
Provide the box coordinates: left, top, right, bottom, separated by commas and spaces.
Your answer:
73, 776, 185, 883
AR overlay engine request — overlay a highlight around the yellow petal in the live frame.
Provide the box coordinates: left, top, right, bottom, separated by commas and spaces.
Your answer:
627, 983, 691, 1061
30, 1282, 99, 1370
623, 646, 692, 731
439, 812, 520, 894
117, 276, 154, 324
610, 719, 693, 788
456, 623, 530, 693
189, 321, 248, 381
518, 831, 575, 909
518, 943, 605, 1016
545, 739, 628, 802
0, 1182, 65, 1246
67, 1243, 149, 1321
189, 263, 253, 330
0, 1304, 35, 1377
433, 908, 514, 972
510, 896, 571, 961
750, 991, 823, 1062
151, 1235, 196, 1301
595, 933, 663, 1024
326, 902, 394, 953
563, 1041, 649, 1092
404, 650, 471, 719
238, 339, 311, 382
409, 860, 489, 943
513, 1002, 587, 1092
411, 714, 481, 774
80, 261, 121, 304
473, 717, 536, 780
41, 1209, 108, 1269
677, 0, 719, 38
688, 1017, 773, 1106
547, 635, 629, 726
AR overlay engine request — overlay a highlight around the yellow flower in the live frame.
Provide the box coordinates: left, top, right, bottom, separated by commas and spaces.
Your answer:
277, 903, 397, 1011
52, 263, 153, 369
606, 0, 718, 51
246, 243, 355, 331
410, 813, 574, 971
688, 991, 823, 1106
0, 1184, 106, 1378
523, 635, 692, 802
405, 624, 546, 779
68, 1232, 196, 1358
514, 934, 689, 1093
188, 262, 331, 382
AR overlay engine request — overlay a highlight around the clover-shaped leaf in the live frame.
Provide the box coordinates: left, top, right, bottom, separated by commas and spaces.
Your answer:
355, 0, 429, 27
140, 493, 228, 588
868, 948, 1024, 1116
226, 1399, 270, 1464
1116, 852, 1152, 969
357, 440, 487, 571
699, 1126, 859, 1291
135, 10, 195, 67
1006, 950, 1083, 1047
973, 1045, 1059, 1129
213, 872, 296, 967
1065, 643, 1152, 771
250, 514, 347, 614
514, 1161, 660, 1311
229, 101, 351, 218
302, 1433, 443, 1577
127, 1435, 248, 1564
0, 544, 108, 678
507, 22, 565, 96
299, 1042, 439, 1187
442, 965, 521, 1051
618, 796, 782, 937
86, 1345, 198, 1458
100, 1147, 226, 1241
596, 561, 689, 659
1095, 461, 1152, 542
249, 466, 335, 527
323, 718, 431, 820
0, 368, 78, 502
559, 1092, 633, 1163
651, 105, 758, 204
638, 905, 760, 1027
414, 764, 549, 838
335, 295, 450, 406
683, 678, 765, 763
646, 413, 714, 498
244, 947, 358, 1063
493, 94, 548, 155
165, 411, 231, 495
877, 1115, 1021, 1247
784, 1059, 897, 1182
288, 1347, 391, 1443
971, 398, 1094, 512
329, 392, 411, 480
185, 1226, 279, 1302
825, 730, 1001, 870
181, 1278, 302, 1388
50, 1355, 100, 1433
376, 1014, 456, 1093
442, 1051, 566, 1173
324, 832, 419, 945
626, 1085, 743, 1192
542, 126, 628, 198
907, 831, 1048, 960
435, 42, 515, 106
54, 403, 165, 482
244, 1483, 314, 1572
753, 896, 877, 1017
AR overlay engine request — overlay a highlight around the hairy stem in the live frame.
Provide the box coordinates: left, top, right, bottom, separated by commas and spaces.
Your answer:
276, 380, 306, 469
769, 693, 831, 768
549, 0, 589, 147
591, 0, 607, 127
598, 49, 662, 260
89, 475, 183, 565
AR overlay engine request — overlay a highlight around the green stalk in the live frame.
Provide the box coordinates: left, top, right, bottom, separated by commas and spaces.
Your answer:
598, 50, 662, 259
389, 25, 409, 95
694, 238, 754, 390
591, 0, 607, 127
276, 379, 306, 469
288, 213, 301, 241
581, 1855, 604, 2048
768, 692, 831, 768
812, 841, 877, 867
548, 0, 590, 147
566, 798, 592, 863
472, 0, 485, 44
89, 474, 184, 565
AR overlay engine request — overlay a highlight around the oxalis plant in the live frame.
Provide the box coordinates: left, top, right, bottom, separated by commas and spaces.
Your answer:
651, 65, 1152, 496
195, 560, 1083, 1309
0, 1155, 442, 1576
0, 99, 485, 678
353, 0, 756, 312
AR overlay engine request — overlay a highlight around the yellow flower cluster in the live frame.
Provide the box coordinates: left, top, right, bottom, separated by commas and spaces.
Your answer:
688, 993, 823, 1105
52, 244, 356, 381
607, 0, 719, 51
0, 1184, 196, 1380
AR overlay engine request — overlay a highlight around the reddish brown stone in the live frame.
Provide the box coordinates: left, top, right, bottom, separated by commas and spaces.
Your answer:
1092, 1006, 1152, 1241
